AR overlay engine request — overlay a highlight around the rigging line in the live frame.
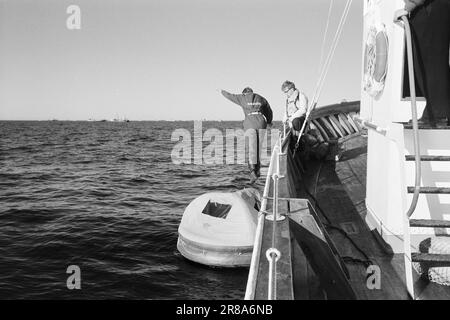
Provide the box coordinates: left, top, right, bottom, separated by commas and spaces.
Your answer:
294, 0, 353, 151
311, 0, 351, 105
314, 0, 353, 107
311, 0, 352, 106
315, 0, 352, 99
312, 0, 352, 107
317, 0, 335, 78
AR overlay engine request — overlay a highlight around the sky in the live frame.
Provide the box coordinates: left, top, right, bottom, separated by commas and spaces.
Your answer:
0, 0, 364, 121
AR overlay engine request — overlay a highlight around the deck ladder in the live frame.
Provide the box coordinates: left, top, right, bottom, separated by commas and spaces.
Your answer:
397, 12, 450, 299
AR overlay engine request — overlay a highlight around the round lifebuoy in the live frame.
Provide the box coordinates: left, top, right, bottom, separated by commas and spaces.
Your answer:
363, 23, 389, 97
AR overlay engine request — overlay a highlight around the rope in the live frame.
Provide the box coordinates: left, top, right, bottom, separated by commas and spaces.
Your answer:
401, 15, 421, 218
294, 0, 353, 156
312, 0, 353, 106
324, 223, 372, 266
317, 0, 334, 78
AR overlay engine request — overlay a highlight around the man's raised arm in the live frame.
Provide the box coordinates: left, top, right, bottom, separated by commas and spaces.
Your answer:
221, 90, 244, 107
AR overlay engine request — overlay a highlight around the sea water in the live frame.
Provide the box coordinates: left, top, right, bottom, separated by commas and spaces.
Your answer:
0, 120, 276, 299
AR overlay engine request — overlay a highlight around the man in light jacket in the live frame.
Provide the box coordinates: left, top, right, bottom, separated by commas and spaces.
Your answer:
281, 80, 309, 131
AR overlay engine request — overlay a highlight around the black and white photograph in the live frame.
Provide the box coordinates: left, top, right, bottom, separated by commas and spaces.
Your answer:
1, 0, 450, 306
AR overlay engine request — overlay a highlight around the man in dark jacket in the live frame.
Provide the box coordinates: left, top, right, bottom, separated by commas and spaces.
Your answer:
221, 87, 273, 183
404, 0, 450, 125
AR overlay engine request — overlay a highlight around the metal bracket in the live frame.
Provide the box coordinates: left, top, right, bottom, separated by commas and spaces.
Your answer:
265, 214, 286, 221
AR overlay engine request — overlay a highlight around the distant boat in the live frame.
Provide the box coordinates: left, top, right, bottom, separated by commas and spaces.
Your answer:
112, 117, 130, 122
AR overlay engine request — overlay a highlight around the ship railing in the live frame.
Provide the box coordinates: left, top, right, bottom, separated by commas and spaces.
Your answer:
266, 167, 281, 300
245, 132, 287, 300
265, 134, 287, 300
244, 139, 280, 299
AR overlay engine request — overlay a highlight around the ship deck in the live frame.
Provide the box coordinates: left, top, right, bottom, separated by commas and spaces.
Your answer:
290, 132, 450, 299
249, 99, 450, 300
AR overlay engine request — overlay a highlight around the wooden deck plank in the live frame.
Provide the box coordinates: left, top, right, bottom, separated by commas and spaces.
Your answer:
306, 259, 326, 299
290, 236, 311, 300
288, 134, 413, 299
288, 200, 356, 300
254, 125, 450, 300
304, 134, 450, 299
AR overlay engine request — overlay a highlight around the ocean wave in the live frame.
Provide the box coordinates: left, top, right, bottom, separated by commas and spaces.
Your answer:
0, 120, 253, 299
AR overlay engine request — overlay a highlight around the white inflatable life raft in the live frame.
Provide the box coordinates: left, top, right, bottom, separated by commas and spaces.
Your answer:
177, 188, 260, 267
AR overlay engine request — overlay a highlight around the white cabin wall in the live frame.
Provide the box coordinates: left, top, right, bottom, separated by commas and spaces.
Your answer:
361, 0, 426, 123
361, 0, 429, 252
